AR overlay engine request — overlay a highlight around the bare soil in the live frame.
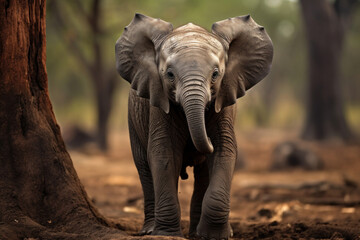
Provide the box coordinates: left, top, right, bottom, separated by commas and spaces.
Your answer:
71, 129, 360, 239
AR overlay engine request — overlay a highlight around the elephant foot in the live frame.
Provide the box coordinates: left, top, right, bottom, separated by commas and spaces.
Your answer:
196, 221, 233, 240
137, 219, 155, 236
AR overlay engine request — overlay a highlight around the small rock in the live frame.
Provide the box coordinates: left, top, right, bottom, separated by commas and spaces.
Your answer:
343, 176, 358, 188
258, 208, 273, 218
271, 141, 323, 171
268, 221, 279, 226
63, 125, 95, 149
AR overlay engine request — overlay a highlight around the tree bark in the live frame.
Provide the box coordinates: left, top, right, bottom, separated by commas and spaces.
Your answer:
0, 1, 124, 239
300, 0, 354, 141
94, 73, 116, 151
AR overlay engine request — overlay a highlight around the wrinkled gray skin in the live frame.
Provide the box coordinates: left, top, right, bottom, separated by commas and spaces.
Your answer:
115, 13, 273, 239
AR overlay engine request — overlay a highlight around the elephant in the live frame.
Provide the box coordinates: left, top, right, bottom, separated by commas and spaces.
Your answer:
115, 13, 273, 239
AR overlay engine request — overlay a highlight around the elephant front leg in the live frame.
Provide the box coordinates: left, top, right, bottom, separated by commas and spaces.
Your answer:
196, 159, 235, 240
148, 135, 183, 236
196, 119, 237, 239
149, 155, 182, 236
128, 119, 155, 235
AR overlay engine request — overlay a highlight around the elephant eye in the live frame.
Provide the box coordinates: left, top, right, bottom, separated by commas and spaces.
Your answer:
212, 68, 219, 82
166, 69, 175, 81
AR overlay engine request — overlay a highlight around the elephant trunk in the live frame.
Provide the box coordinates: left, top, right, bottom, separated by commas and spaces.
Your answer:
181, 80, 214, 154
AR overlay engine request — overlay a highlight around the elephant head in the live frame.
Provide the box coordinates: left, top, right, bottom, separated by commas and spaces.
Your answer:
116, 13, 273, 154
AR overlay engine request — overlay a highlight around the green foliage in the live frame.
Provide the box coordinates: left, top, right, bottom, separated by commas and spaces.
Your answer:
46, 0, 360, 131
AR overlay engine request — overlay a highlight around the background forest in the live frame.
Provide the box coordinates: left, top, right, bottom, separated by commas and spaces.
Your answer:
46, 0, 360, 151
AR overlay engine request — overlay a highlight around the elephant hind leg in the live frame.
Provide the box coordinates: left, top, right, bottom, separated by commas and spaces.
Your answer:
128, 119, 154, 235
189, 160, 209, 238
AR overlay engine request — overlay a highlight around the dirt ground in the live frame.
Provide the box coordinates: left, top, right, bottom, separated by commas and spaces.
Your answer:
70, 129, 360, 239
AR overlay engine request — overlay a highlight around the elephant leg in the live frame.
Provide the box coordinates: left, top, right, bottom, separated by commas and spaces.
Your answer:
196, 157, 235, 240
147, 126, 183, 236
148, 149, 183, 236
196, 114, 237, 239
189, 160, 209, 238
149, 155, 182, 236
128, 119, 154, 235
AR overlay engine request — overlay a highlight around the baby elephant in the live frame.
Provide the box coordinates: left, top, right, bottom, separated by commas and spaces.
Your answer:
115, 13, 273, 239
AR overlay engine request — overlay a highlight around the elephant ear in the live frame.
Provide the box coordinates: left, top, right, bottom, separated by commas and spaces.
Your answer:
212, 15, 273, 113
115, 14, 173, 113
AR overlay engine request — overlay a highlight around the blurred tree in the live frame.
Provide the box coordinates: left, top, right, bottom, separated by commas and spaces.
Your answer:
300, 0, 358, 141
0, 0, 124, 238
48, 0, 118, 150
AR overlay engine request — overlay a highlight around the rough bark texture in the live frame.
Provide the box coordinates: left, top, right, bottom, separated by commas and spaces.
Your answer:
300, 0, 355, 141
0, 1, 124, 239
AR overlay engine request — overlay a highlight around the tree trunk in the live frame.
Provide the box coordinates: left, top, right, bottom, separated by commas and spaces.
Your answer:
89, 6, 116, 151
94, 75, 116, 151
300, 0, 354, 141
0, 1, 124, 239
